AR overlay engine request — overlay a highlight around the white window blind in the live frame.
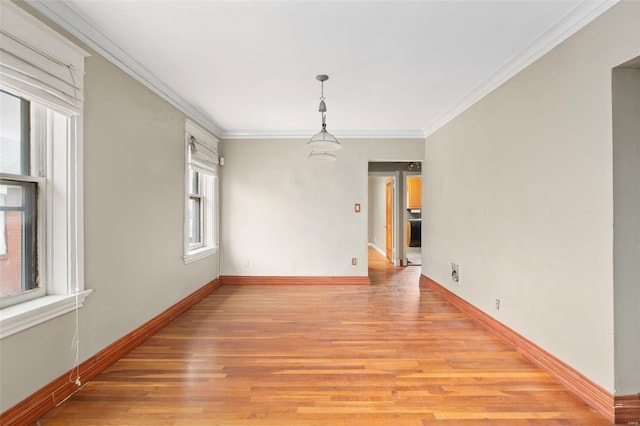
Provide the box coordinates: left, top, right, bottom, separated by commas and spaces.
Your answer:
189, 135, 219, 170
186, 119, 219, 172
0, 1, 87, 115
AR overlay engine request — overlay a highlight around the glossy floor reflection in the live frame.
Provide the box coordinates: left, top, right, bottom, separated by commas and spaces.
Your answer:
38, 248, 609, 425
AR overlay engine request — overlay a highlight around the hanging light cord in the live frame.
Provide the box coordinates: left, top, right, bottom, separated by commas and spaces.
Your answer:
320, 80, 326, 128
67, 62, 82, 390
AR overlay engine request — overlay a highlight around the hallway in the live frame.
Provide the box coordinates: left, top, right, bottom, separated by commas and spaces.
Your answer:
38, 251, 609, 425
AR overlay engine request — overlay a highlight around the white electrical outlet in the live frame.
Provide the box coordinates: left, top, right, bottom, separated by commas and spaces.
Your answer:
451, 263, 459, 282
495, 299, 500, 310
243, 259, 250, 267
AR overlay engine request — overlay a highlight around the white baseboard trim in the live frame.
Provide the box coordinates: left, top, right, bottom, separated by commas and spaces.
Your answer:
368, 243, 386, 257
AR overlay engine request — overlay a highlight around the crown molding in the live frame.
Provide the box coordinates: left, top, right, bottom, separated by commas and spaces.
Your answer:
24, 0, 225, 139
422, 0, 620, 137
24, 0, 617, 141
22, 0, 423, 141
221, 129, 425, 140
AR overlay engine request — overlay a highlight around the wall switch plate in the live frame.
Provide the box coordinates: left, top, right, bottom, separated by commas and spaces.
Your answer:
352, 257, 357, 265
451, 263, 459, 282
355, 203, 361, 213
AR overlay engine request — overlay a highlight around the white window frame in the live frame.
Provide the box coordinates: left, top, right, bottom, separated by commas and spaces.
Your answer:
188, 169, 205, 251
0, 202, 6, 257
0, 96, 46, 308
0, 92, 41, 303
183, 119, 219, 264
0, 2, 91, 339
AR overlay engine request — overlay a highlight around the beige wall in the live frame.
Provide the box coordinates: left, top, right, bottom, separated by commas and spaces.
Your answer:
0, 17, 220, 411
422, 0, 640, 392
219, 138, 423, 277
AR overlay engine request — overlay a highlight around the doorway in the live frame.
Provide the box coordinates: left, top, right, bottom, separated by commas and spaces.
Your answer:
368, 162, 422, 268
612, 56, 640, 396
367, 173, 396, 263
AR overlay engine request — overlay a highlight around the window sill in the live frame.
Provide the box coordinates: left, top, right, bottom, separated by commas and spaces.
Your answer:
0, 290, 92, 339
183, 246, 217, 264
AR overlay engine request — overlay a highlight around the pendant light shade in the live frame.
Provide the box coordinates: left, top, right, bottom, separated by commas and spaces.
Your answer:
308, 151, 336, 161
308, 125, 341, 151
308, 74, 341, 159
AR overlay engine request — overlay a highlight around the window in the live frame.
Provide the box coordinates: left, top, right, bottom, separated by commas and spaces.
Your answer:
184, 120, 219, 263
1, 92, 38, 302
188, 169, 204, 248
0, 1, 90, 338
0, 178, 38, 299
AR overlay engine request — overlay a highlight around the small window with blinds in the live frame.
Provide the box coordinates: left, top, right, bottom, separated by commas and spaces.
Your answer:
183, 120, 219, 264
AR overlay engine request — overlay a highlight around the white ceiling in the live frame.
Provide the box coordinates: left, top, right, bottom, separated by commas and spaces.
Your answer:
37, 0, 614, 139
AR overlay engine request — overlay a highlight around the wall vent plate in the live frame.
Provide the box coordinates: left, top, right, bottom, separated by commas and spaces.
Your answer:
451, 263, 459, 282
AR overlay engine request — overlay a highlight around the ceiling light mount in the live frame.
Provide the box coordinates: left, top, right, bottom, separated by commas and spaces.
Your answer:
308, 74, 340, 159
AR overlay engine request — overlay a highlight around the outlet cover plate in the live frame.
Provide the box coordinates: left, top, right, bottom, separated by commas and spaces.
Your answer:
451, 263, 459, 282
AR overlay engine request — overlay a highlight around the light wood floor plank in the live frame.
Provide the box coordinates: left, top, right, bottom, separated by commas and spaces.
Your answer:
38, 248, 610, 424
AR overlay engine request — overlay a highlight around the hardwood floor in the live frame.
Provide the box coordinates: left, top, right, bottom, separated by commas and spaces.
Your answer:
38, 248, 610, 425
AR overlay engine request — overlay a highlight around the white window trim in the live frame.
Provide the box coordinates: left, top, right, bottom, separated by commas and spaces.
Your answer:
183, 166, 218, 264
0, 291, 92, 339
183, 119, 219, 264
0, 1, 90, 339
0, 108, 90, 339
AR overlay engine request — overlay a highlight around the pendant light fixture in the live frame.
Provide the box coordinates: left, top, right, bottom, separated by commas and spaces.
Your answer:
308, 74, 341, 160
